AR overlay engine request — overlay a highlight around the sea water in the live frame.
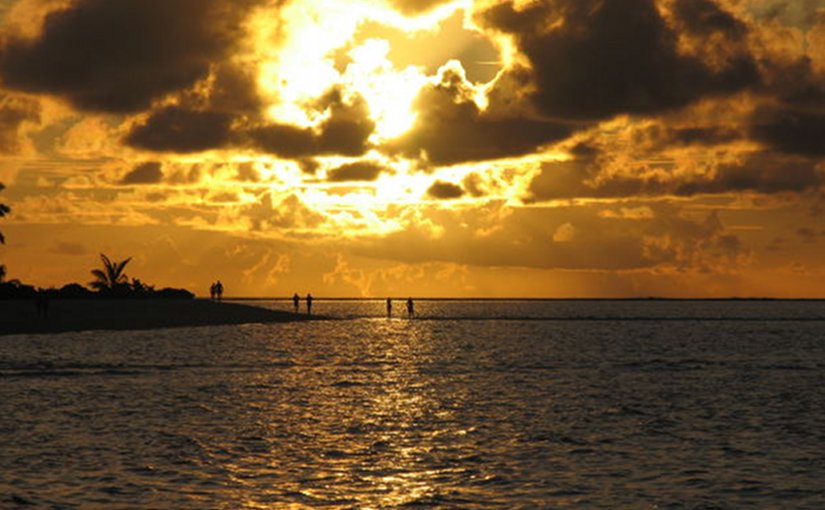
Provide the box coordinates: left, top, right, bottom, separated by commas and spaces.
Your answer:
1, 300, 825, 508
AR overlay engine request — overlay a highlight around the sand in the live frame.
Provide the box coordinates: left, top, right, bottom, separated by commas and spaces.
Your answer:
0, 299, 312, 336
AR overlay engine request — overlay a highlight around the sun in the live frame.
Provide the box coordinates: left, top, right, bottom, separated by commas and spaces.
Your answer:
342, 38, 428, 140
249, 0, 494, 139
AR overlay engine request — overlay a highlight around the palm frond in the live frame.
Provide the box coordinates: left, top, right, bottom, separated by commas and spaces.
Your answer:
114, 257, 132, 283
91, 254, 133, 291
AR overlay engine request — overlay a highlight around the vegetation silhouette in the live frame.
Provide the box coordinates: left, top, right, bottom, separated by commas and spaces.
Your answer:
1, 252, 194, 300
89, 254, 132, 295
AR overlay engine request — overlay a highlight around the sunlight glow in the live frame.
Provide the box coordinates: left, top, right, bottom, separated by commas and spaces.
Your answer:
344, 39, 428, 140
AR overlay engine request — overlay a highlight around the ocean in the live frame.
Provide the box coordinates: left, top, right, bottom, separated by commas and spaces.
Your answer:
2, 300, 825, 508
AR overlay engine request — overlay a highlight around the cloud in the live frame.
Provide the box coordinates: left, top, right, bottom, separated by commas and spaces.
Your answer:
0, 90, 39, 154
246, 93, 375, 158
751, 106, 825, 157
427, 180, 464, 199
120, 162, 163, 185
242, 193, 325, 232
552, 222, 576, 242
387, 65, 573, 165
125, 107, 234, 153
327, 161, 385, 182
387, 0, 450, 15
677, 154, 824, 195
49, 241, 87, 256
353, 10, 501, 83
351, 201, 748, 274
198, 62, 263, 115
0, 0, 262, 113
796, 227, 818, 243
528, 149, 824, 201
479, 0, 758, 121
671, 0, 748, 39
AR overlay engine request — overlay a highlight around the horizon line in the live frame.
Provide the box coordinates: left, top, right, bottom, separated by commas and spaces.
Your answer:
223, 296, 825, 302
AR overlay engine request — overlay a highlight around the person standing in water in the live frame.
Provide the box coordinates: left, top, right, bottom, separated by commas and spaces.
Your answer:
293, 293, 300, 313
406, 297, 414, 318
306, 293, 313, 315
386, 298, 392, 318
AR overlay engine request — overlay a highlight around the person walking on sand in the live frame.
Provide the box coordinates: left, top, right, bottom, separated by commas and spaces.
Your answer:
209, 282, 216, 301
293, 293, 300, 314
306, 293, 313, 315
215, 280, 224, 301
386, 298, 392, 318
406, 297, 414, 318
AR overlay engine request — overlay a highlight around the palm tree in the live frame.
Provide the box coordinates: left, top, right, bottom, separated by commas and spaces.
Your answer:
0, 183, 9, 282
89, 254, 132, 293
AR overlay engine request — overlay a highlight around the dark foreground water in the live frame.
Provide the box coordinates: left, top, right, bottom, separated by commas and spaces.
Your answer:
2, 300, 825, 509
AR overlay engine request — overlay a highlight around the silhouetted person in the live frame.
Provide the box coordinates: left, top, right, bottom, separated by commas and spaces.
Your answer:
293, 293, 300, 313
215, 280, 224, 301
406, 297, 414, 318
209, 282, 216, 300
386, 298, 392, 318
306, 293, 313, 315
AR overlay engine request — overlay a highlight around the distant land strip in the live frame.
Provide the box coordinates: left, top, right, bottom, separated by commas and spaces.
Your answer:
0, 299, 316, 336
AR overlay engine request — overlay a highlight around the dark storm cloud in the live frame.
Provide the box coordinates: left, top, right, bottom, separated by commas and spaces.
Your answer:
676, 156, 824, 195
670, 127, 740, 146
388, 70, 573, 165
201, 63, 264, 115
0, 91, 39, 154
0, 0, 262, 113
246, 123, 317, 159
671, 0, 748, 38
427, 180, 464, 199
120, 162, 163, 185
751, 107, 825, 157
327, 161, 385, 182
528, 151, 824, 201
480, 0, 759, 121
247, 94, 375, 158
125, 107, 234, 153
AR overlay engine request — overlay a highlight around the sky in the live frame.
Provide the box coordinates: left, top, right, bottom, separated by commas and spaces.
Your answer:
1, 0, 824, 298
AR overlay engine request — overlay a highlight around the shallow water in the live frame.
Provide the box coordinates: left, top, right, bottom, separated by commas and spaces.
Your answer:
2, 300, 825, 508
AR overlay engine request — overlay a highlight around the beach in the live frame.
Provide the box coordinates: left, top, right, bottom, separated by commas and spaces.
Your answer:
0, 299, 310, 336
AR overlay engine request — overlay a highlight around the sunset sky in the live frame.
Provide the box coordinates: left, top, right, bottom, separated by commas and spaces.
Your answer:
1, 0, 824, 297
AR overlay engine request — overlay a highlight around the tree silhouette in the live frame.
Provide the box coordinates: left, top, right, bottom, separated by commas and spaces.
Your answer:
89, 254, 132, 293
0, 183, 9, 282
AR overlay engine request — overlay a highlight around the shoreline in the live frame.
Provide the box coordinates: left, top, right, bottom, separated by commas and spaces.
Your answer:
0, 299, 314, 337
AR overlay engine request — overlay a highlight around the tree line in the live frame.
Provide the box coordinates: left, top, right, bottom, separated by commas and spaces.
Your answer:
0, 183, 193, 300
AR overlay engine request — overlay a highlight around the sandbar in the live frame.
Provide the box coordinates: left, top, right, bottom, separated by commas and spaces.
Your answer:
0, 299, 312, 336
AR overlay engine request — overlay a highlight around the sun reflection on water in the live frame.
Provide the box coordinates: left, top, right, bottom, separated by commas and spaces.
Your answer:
207, 318, 490, 509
